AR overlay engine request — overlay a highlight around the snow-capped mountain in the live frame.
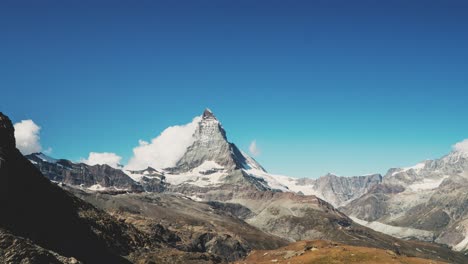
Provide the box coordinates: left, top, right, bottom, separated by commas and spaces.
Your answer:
132, 109, 280, 192
342, 148, 468, 252
26, 109, 382, 207
26, 152, 166, 193
172, 109, 259, 173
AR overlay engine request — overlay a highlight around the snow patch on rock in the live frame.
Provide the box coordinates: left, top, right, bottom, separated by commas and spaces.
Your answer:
165, 160, 227, 187
351, 217, 434, 241
407, 176, 449, 191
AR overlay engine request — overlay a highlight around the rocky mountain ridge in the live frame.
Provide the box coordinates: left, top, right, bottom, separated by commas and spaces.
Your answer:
342, 149, 468, 253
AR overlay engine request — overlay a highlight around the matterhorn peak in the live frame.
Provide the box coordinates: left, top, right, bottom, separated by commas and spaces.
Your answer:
170, 108, 262, 173
202, 108, 217, 120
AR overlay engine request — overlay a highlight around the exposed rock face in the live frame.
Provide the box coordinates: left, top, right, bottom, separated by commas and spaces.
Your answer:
299, 173, 382, 207
173, 109, 263, 173
27, 153, 142, 190
342, 150, 468, 253
124, 167, 167, 192
190, 233, 248, 262
68, 190, 288, 262
0, 228, 82, 264
0, 114, 15, 153
26, 153, 167, 193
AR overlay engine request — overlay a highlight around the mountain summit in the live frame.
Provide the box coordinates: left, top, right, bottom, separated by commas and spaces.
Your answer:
202, 108, 217, 120
173, 109, 263, 173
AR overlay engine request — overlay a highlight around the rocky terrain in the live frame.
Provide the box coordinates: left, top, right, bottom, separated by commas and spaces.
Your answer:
235, 240, 448, 264
252, 172, 383, 207
5, 109, 468, 263
0, 228, 81, 264
342, 149, 468, 253
26, 153, 166, 193
65, 184, 467, 263
68, 188, 288, 262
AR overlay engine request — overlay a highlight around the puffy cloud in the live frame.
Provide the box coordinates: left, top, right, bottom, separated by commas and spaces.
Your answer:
249, 140, 261, 157
125, 116, 202, 170
14, 120, 42, 155
81, 152, 123, 168
453, 139, 468, 153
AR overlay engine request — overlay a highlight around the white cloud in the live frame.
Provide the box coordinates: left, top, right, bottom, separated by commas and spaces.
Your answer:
125, 116, 202, 170
81, 152, 123, 168
43, 147, 53, 155
249, 140, 261, 157
14, 120, 42, 155
453, 139, 468, 153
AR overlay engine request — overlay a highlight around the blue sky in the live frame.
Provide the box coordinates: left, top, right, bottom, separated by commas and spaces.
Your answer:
1, 0, 468, 177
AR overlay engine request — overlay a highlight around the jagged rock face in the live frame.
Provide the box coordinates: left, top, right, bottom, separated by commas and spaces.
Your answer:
125, 167, 167, 192
341, 184, 405, 222
262, 173, 383, 207
0, 113, 15, 152
27, 153, 143, 191
26, 154, 167, 193
383, 150, 468, 187
173, 109, 254, 173
309, 173, 382, 207
342, 150, 468, 252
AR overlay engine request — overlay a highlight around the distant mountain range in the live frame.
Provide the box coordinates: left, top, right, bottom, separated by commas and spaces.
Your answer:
343, 148, 468, 252
2, 110, 467, 263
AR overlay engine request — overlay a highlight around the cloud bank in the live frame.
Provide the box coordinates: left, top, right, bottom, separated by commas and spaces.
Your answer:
453, 139, 468, 153
249, 140, 261, 157
125, 116, 202, 170
81, 152, 123, 168
14, 120, 42, 155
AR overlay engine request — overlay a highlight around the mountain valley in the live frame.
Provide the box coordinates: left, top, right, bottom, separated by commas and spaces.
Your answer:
2, 110, 468, 263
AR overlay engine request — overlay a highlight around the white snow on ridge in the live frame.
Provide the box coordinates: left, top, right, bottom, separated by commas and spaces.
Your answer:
88, 184, 108, 191
392, 162, 426, 176
407, 176, 449, 191
351, 217, 434, 241
242, 166, 319, 195
243, 168, 290, 192
241, 150, 265, 171
165, 161, 227, 187
241, 151, 318, 195
195, 160, 224, 172
124, 167, 165, 182
124, 171, 146, 182
35, 153, 57, 164
87, 184, 128, 192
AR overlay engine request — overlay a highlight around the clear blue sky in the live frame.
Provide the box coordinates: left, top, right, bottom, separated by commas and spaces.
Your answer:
1, 0, 467, 177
